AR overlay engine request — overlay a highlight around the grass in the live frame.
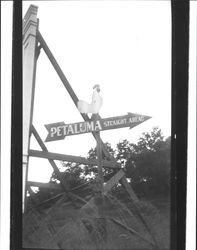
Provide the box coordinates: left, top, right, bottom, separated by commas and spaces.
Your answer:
23, 194, 170, 250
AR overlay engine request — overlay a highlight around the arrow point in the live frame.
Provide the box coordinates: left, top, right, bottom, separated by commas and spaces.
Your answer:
145, 115, 152, 120
44, 124, 49, 130
128, 113, 152, 129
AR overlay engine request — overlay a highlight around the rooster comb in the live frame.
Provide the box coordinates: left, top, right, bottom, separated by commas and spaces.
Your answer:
93, 84, 100, 89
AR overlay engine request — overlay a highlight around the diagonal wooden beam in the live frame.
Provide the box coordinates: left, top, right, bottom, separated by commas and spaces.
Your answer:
31, 125, 88, 205
36, 30, 116, 163
31, 125, 64, 183
29, 149, 119, 169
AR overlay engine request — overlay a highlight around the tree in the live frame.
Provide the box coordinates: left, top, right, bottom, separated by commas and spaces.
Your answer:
122, 128, 171, 196
84, 142, 115, 179
136, 127, 164, 152
27, 127, 171, 209
50, 162, 86, 189
116, 140, 137, 164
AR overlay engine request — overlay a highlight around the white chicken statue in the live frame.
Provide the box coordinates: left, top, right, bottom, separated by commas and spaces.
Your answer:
77, 84, 103, 114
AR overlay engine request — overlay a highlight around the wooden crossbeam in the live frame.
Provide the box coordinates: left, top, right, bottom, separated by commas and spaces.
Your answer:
29, 149, 119, 169
27, 181, 62, 190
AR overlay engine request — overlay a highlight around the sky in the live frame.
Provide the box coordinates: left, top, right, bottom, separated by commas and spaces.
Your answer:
22, 1, 172, 182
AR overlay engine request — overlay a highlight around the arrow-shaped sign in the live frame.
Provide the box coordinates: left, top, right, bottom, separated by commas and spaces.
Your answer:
45, 113, 151, 142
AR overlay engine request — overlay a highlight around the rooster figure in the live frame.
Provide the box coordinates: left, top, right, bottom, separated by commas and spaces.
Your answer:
77, 84, 103, 114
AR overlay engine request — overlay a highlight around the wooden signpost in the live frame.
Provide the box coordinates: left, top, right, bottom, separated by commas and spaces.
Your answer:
23, 5, 152, 206
23, 5, 159, 249
44, 112, 151, 201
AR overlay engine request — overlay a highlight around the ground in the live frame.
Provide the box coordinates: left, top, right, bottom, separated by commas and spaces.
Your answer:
23, 194, 170, 250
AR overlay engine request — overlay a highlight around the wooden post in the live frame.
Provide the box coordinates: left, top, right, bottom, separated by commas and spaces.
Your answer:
96, 132, 104, 191
23, 5, 38, 211
92, 114, 107, 241
90, 114, 103, 193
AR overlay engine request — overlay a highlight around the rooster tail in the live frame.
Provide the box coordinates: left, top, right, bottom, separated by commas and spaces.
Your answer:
77, 100, 91, 114
77, 100, 84, 113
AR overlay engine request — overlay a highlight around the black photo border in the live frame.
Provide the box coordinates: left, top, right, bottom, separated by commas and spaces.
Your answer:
10, 0, 189, 249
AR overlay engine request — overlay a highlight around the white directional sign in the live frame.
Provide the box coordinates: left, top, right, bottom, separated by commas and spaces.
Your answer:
45, 113, 151, 142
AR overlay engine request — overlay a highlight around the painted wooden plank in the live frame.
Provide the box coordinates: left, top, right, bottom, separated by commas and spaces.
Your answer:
27, 181, 62, 190
103, 169, 125, 194
45, 113, 151, 142
29, 149, 119, 169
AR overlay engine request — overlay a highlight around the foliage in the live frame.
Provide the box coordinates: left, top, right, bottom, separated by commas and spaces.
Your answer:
123, 128, 171, 196
83, 127, 170, 197
136, 127, 164, 153
28, 127, 171, 207
116, 140, 137, 165
84, 142, 115, 178
50, 162, 86, 189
